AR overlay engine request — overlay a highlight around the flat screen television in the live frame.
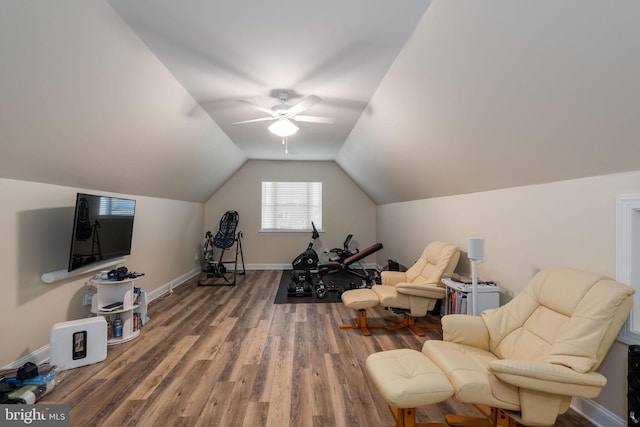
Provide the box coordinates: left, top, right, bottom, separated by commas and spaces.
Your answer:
68, 193, 136, 272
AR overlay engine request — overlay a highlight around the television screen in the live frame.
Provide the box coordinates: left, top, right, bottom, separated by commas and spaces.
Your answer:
68, 193, 136, 272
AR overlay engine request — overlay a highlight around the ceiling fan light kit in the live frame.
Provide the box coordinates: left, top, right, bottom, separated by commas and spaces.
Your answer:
235, 91, 335, 140
268, 118, 299, 137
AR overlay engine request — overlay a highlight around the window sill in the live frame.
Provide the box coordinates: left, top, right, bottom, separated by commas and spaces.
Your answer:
259, 229, 324, 234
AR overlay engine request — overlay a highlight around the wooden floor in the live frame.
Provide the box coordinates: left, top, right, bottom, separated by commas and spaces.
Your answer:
40, 270, 594, 427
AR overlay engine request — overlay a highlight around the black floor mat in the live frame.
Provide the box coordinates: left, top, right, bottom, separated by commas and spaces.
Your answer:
273, 269, 379, 304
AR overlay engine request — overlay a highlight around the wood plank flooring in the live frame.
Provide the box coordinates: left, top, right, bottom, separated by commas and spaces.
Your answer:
39, 270, 594, 426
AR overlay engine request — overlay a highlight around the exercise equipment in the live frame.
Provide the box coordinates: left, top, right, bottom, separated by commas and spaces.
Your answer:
288, 225, 382, 298
316, 242, 383, 292
291, 222, 320, 271
288, 222, 320, 297
288, 270, 314, 297
198, 210, 245, 286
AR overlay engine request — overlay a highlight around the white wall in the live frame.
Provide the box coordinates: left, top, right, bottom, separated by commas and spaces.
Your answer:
0, 178, 204, 367
377, 170, 640, 420
204, 160, 377, 267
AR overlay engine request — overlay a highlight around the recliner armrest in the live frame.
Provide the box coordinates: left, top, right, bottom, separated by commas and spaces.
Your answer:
395, 282, 445, 299
489, 359, 607, 398
441, 315, 490, 350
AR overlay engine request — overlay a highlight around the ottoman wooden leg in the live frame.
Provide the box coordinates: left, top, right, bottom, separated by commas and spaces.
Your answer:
340, 309, 383, 336
388, 405, 446, 427
384, 314, 439, 337
445, 406, 521, 427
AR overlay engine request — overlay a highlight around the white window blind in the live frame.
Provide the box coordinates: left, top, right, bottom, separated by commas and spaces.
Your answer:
261, 181, 322, 231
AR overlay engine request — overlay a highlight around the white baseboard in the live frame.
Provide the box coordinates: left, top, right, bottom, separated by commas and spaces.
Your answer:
240, 263, 290, 270
238, 263, 381, 271
571, 397, 625, 427
146, 267, 200, 301
204, 263, 293, 273
2, 345, 50, 369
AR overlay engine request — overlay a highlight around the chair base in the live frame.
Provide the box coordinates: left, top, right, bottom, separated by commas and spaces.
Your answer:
339, 309, 383, 336
445, 406, 521, 427
386, 405, 446, 427
384, 314, 439, 337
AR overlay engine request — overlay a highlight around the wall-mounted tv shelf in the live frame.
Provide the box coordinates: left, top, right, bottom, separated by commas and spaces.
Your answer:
90, 277, 141, 345
41, 257, 125, 284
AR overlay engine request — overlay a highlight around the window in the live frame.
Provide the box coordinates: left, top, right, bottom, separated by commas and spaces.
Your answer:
261, 181, 322, 231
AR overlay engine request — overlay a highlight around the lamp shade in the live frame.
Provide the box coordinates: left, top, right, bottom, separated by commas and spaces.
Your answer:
268, 119, 299, 137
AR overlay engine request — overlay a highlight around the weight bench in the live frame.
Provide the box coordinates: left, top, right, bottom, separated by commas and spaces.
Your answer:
317, 242, 383, 284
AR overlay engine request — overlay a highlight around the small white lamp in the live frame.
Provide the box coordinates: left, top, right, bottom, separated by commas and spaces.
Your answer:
468, 237, 485, 315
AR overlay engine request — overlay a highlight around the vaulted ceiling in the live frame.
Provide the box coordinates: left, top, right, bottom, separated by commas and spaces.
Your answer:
1, 1, 639, 204
106, 0, 432, 162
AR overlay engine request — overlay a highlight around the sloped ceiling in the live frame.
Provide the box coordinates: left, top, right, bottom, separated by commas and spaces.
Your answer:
338, 1, 640, 204
1, 1, 639, 205
0, 1, 246, 203
105, 0, 432, 163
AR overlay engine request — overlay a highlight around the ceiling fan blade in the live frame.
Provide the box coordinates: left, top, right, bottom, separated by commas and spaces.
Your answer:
232, 117, 276, 125
236, 99, 278, 117
292, 115, 336, 124
287, 94, 322, 116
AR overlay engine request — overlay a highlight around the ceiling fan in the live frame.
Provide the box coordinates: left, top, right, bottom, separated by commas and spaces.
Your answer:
233, 91, 336, 137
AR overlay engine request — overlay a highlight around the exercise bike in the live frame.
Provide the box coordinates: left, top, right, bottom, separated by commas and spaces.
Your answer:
288, 222, 320, 297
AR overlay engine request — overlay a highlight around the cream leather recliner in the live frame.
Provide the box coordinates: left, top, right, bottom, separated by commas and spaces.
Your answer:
423, 267, 635, 426
372, 241, 460, 336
